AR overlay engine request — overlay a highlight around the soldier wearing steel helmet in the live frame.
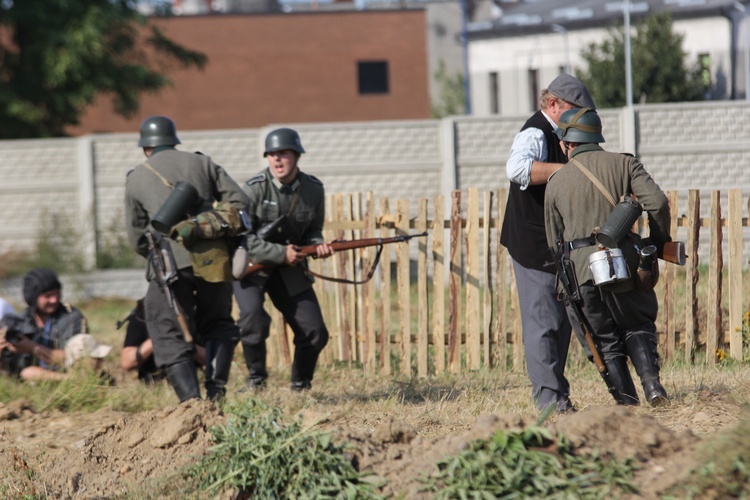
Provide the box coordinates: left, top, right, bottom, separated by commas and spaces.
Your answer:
124, 115, 250, 402
544, 108, 671, 406
233, 127, 334, 392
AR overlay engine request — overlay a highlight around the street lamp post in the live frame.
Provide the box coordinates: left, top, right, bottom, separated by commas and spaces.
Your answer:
459, 0, 472, 114
551, 24, 570, 74
624, 1, 633, 107
606, 1, 648, 106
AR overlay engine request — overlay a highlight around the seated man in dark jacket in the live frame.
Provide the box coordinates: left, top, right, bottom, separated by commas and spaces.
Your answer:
120, 299, 205, 384
0, 268, 108, 382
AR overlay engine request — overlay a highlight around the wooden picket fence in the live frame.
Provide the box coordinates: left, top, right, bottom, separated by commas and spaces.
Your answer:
264, 188, 749, 376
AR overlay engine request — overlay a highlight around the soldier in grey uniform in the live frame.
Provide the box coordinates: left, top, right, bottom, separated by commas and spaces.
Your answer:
234, 127, 334, 391
544, 108, 671, 406
125, 115, 250, 402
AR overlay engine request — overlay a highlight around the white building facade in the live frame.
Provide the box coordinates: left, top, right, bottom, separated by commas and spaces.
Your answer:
467, 0, 750, 116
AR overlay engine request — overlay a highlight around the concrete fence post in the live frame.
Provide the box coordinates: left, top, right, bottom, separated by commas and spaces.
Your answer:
77, 135, 97, 270
621, 106, 637, 156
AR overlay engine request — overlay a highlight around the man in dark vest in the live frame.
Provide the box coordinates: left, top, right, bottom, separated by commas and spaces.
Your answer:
499, 74, 596, 412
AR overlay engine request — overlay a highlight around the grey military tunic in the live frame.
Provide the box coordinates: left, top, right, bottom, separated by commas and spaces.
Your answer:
124, 147, 250, 368
241, 167, 326, 297
544, 144, 671, 358
125, 148, 250, 270
544, 144, 671, 288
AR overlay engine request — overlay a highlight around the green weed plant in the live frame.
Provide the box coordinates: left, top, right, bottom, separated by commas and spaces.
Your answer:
189, 398, 382, 499
420, 425, 637, 499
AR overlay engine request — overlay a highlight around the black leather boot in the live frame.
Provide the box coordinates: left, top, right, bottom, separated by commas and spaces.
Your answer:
603, 356, 640, 405
290, 347, 319, 391
205, 341, 235, 401
242, 343, 268, 390
166, 361, 201, 402
626, 333, 669, 406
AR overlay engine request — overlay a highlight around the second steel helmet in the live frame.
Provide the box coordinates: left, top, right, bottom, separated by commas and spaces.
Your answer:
555, 108, 605, 144
138, 115, 181, 148
264, 128, 305, 156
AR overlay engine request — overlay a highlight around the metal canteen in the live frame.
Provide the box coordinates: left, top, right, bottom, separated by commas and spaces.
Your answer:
588, 247, 630, 285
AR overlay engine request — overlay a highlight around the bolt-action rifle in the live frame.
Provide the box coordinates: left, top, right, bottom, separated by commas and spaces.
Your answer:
240, 232, 429, 281
145, 231, 193, 343
549, 240, 618, 399
116, 298, 144, 330
657, 241, 687, 266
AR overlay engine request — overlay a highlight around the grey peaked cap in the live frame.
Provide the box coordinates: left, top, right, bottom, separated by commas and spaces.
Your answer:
547, 74, 597, 110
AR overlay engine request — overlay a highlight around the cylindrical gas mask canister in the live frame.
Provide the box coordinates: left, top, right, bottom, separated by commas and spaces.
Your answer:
588, 248, 630, 286
596, 196, 643, 249
151, 181, 199, 234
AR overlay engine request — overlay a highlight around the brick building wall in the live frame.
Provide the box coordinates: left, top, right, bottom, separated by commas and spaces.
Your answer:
68, 10, 431, 135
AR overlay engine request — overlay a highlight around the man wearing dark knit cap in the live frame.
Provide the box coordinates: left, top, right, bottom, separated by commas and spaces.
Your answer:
500, 73, 596, 413
0, 268, 107, 381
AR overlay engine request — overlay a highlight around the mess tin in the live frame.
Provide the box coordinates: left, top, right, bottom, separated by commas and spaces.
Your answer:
589, 247, 630, 286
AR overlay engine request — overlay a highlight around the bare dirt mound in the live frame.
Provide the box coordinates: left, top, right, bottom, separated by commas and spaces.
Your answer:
0, 400, 720, 498
0, 399, 224, 498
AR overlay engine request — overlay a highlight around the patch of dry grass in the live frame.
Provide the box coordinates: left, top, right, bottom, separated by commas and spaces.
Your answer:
51, 298, 750, 441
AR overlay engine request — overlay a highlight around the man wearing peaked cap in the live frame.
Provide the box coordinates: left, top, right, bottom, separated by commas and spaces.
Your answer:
547, 74, 597, 110
500, 73, 597, 414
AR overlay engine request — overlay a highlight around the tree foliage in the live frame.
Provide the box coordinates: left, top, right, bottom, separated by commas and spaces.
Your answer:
431, 60, 466, 118
578, 12, 708, 108
0, 0, 206, 138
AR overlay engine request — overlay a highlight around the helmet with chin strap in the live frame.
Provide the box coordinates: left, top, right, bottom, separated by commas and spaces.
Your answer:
555, 108, 605, 144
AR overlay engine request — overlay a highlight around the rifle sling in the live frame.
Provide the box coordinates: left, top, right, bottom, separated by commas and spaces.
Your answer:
304, 245, 385, 285
141, 162, 175, 189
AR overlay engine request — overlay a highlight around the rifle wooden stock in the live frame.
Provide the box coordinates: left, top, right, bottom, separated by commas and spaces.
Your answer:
241, 232, 428, 279
660, 241, 686, 266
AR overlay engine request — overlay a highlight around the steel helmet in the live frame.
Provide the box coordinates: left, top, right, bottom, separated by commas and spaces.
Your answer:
264, 127, 305, 156
138, 115, 181, 147
555, 108, 605, 144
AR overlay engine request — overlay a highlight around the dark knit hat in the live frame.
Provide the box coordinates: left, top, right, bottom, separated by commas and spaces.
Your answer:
23, 268, 62, 306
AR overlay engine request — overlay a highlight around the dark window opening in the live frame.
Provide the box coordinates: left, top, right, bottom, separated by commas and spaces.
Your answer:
489, 72, 500, 114
528, 69, 538, 112
358, 61, 389, 94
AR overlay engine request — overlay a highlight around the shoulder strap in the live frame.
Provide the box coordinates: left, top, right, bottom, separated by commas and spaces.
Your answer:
286, 189, 301, 216
569, 157, 617, 207
141, 162, 174, 190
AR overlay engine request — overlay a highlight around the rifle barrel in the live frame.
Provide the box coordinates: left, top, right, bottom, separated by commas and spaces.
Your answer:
243, 232, 428, 278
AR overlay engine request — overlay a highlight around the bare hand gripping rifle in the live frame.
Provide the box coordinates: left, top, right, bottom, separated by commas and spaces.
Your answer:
145, 231, 193, 343
240, 232, 429, 282
549, 240, 618, 399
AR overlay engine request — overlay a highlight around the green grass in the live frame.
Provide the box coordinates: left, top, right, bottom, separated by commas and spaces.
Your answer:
663, 408, 750, 499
